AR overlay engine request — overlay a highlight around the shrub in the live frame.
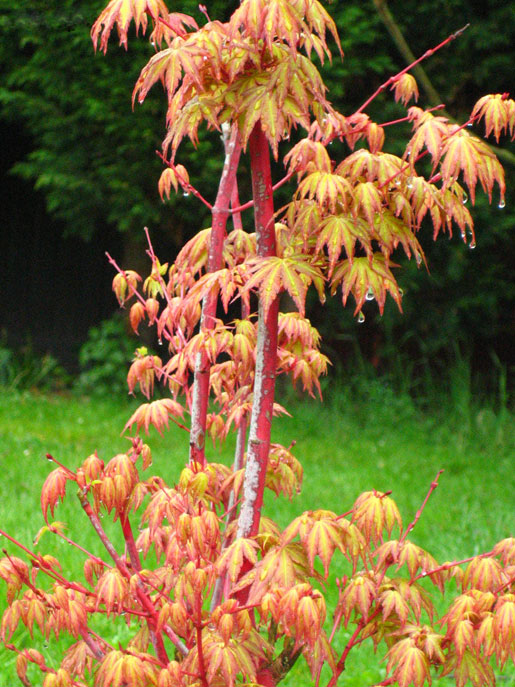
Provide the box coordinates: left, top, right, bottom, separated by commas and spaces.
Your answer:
0, 3, 513, 687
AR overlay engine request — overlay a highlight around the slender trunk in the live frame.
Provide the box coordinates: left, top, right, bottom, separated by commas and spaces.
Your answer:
189, 124, 242, 466
236, 123, 278, 540
210, 170, 248, 612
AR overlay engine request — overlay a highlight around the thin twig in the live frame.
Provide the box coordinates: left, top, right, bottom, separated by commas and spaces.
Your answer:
400, 469, 444, 543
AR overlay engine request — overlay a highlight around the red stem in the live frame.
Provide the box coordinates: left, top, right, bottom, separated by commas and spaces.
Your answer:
78, 492, 130, 576
189, 123, 242, 466
356, 24, 469, 114
120, 512, 142, 572
196, 620, 209, 687
230, 169, 295, 215
156, 150, 213, 210
410, 549, 495, 584
236, 122, 278, 542
79, 627, 105, 660
327, 608, 381, 687
400, 469, 444, 543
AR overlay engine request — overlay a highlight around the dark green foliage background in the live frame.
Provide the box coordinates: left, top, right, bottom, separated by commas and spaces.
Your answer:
0, 0, 513, 388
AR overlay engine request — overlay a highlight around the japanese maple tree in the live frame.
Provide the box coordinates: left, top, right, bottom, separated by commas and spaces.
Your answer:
1, 2, 514, 687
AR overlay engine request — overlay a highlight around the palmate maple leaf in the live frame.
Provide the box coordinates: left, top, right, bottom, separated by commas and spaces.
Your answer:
331, 254, 402, 316
230, 0, 342, 57
124, 398, 185, 435
472, 93, 515, 143
91, 0, 171, 53
386, 638, 431, 687
244, 256, 325, 318
440, 128, 505, 204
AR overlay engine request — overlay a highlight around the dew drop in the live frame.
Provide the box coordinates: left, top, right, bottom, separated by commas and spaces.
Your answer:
183, 192, 190, 197
498, 199, 506, 209
406, 177, 413, 190
466, 122, 473, 128
416, 254, 422, 266
357, 311, 365, 324
462, 191, 468, 205
469, 240, 476, 250
365, 287, 375, 301
399, 287, 404, 296
158, 339, 163, 346
395, 178, 401, 187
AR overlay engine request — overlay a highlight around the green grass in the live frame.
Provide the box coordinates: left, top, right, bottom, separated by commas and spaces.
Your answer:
0, 383, 513, 686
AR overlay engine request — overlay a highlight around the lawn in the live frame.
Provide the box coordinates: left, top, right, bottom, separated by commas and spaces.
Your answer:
0, 382, 513, 686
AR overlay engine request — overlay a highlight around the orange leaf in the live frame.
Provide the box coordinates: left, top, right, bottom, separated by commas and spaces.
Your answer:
91, 0, 171, 53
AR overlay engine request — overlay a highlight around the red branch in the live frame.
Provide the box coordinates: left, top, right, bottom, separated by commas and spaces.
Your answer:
327, 609, 381, 687
189, 123, 242, 466
236, 122, 278, 542
230, 169, 295, 215
356, 24, 469, 114
400, 469, 444, 543
156, 150, 213, 210
410, 549, 495, 584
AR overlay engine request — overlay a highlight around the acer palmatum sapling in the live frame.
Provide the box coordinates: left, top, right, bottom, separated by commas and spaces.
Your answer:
0, 2, 514, 687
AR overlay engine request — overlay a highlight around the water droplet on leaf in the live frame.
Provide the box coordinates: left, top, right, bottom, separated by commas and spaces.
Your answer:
406, 177, 413, 190
416, 254, 422, 266
158, 339, 163, 346
462, 191, 468, 205
183, 192, 190, 197
466, 122, 473, 127
365, 287, 374, 301
469, 241, 476, 250
357, 312, 365, 324
498, 199, 506, 209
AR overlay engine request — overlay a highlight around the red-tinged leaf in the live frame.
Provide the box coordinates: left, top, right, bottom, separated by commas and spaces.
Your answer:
284, 139, 332, 177
316, 214, 372, 272
41, 468, 73, 523
406, 113, 450, 164
441, 650, 495, 687
158, 164, 189, 199
352, 490, 402, 545
112, 270, 141, 306
440, 129, 505, 205
304, 518, 342, 577
392, 74, 419, 106
175, 227, 211, 275
471, 93, 512, 143
297, 171, 352, 212
493, 595, 515, 653
462, 556, 503, 592
92, 0, 171, 53
16, 654, 28, 685
245, 256, 324, 318
216, 538, 259, 584
367, 122, 385, 154
353, 181, 384, 227
124, 398, 185, 435
246, 544, 310, 604
379, 587, 410, 624
493, 538, 515, 566
331, 254, 402, 316
95, 569, 129, 616
339, 572, 377, 623
374, 212, 425, 264
133, 39, 199, 107
387, 638, 431, 687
